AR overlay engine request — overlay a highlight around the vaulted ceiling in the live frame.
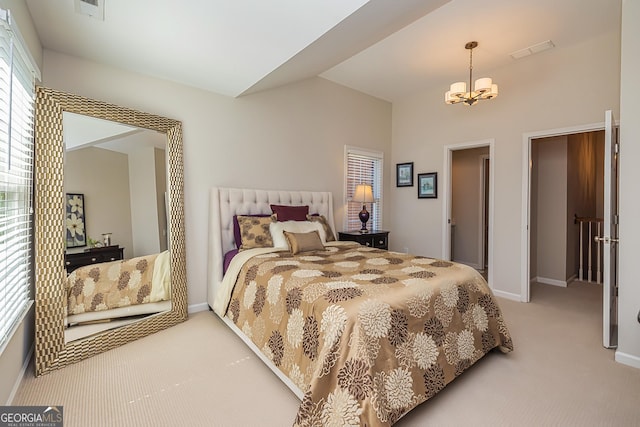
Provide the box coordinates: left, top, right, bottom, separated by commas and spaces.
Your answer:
25, 0, 621, 102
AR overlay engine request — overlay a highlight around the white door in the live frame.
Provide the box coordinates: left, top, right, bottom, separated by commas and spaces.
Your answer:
600, 110, 619, 349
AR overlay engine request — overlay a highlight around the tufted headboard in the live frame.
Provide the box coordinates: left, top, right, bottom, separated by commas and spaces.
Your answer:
207, 187, 335, 310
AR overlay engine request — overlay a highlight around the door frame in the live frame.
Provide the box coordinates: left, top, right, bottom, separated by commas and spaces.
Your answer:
520, 121, 606, 302
480, 155, 490, 271
443, 139, 494, 288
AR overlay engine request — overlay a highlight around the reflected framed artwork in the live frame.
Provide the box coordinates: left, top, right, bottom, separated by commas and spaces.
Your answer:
396, 162, 413, 187
65, 193, 86, 248
418, 172, 437, 199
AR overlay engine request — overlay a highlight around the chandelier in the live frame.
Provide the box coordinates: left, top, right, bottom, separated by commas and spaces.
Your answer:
445, 41, 498, 106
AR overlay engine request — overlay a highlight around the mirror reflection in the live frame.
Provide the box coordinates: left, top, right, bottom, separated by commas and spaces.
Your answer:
62, 112, 172, 343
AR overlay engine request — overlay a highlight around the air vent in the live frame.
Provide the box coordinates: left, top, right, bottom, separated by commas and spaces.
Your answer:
74, 0, 104, 20
510, 40, 555, 60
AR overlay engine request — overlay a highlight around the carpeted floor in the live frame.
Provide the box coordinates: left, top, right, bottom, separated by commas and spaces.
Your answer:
13, 281, 640, 426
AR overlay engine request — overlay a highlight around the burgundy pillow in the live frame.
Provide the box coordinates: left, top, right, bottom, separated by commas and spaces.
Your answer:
232, 214, 271, 248
270, 204, 309, 221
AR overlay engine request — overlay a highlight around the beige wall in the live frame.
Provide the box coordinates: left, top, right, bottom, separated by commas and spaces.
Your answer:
391, 29, 621, 301
41, 49, 393, 308
65, 147, 134, 257
618, 0, 640, 367
535, 137, 568, 283
451, 146, 489, 267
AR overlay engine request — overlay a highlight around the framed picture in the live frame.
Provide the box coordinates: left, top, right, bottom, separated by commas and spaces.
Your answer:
65, 193, 86, 248
396, 162, 414, 187
418, 172, 437, 199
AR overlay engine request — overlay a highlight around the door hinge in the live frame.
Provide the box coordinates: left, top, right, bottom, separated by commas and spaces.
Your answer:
615, 142, 619, 154
614, 214, 619, 225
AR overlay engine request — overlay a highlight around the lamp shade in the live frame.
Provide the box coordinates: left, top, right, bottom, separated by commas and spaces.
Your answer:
354, 184, 374, 203
474, 77, 492, 93
449, 81, 466, 97
490, 83, 499, 97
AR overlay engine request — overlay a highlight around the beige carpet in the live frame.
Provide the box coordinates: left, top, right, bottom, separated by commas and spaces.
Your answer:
13, 282, 640, 427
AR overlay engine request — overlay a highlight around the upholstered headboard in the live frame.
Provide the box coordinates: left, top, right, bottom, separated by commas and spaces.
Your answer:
207, 187, 335, 310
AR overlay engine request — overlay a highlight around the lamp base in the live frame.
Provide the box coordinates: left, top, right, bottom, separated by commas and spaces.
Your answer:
359, 205, 370, 233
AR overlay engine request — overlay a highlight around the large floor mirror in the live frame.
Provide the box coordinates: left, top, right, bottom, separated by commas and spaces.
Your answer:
34, 87, 187, 376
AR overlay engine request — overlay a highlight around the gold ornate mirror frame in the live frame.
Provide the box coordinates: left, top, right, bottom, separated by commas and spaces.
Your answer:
34, 87, 188, 376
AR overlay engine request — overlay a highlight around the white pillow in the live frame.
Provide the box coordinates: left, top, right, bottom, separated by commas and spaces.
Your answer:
270, 220, 326, 249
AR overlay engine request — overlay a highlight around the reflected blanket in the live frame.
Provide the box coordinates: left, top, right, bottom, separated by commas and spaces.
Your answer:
66, 251, 171, 316
225, 243, 513, 426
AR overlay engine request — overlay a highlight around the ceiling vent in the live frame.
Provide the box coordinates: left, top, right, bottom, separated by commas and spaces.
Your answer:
74, 0, 104, 21
510, 40, 555, 60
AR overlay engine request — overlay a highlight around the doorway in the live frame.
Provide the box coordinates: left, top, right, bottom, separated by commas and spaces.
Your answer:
521, 123, 605, 301
529, 132, 604, 289
443, 139, 494, 287
521, 114, 619, 349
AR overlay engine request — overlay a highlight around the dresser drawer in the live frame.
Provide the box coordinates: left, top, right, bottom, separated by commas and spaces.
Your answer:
65, 246, 124, 273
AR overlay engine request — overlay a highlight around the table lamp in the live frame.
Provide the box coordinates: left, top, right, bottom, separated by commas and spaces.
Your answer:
354, 184, 374, 233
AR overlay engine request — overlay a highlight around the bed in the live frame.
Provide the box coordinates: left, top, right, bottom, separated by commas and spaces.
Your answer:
64, 250, 172, 342
207, 187, 512, 426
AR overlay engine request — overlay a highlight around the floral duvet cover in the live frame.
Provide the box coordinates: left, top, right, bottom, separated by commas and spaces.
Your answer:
66, 251, 170, 316
224, 243, 513, 426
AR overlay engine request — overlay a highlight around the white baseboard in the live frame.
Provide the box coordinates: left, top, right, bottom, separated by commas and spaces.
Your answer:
492, 289, 521, 301
6, 343, 33, 405
534, 276, 568, 287
188, 302, 210, 314
615, 350, 640, 369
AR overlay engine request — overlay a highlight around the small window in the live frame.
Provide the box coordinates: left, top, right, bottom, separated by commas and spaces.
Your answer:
344, 146, 383, 231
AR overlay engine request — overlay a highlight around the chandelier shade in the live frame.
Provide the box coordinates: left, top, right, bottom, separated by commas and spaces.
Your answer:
445, 41, 498, 106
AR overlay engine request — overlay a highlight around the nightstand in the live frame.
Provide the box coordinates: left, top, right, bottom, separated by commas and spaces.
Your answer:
338, 230, 389, 250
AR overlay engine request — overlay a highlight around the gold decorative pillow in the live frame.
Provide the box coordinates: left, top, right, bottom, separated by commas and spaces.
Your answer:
306, 215, 335, 242
237, 215, 274, 250
284, 230, 325, 255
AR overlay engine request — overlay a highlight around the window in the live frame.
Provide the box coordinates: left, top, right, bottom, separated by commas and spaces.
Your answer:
0, 9, 39, 351
344, 146, 383, 231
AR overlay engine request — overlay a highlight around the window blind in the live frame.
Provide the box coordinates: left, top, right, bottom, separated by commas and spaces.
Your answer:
345, 146, 383, 231
0, 8, 38, 351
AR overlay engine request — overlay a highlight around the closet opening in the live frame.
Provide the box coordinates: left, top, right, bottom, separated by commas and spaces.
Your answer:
443, 139, 494, 286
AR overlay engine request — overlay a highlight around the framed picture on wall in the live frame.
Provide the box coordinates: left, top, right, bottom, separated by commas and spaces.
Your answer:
418, 172, 437, 199
396, 162, 414, 187
65, 193, 86, 248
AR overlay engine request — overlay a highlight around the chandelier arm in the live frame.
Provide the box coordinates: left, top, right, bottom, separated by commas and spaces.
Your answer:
469, 45, 473, 99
